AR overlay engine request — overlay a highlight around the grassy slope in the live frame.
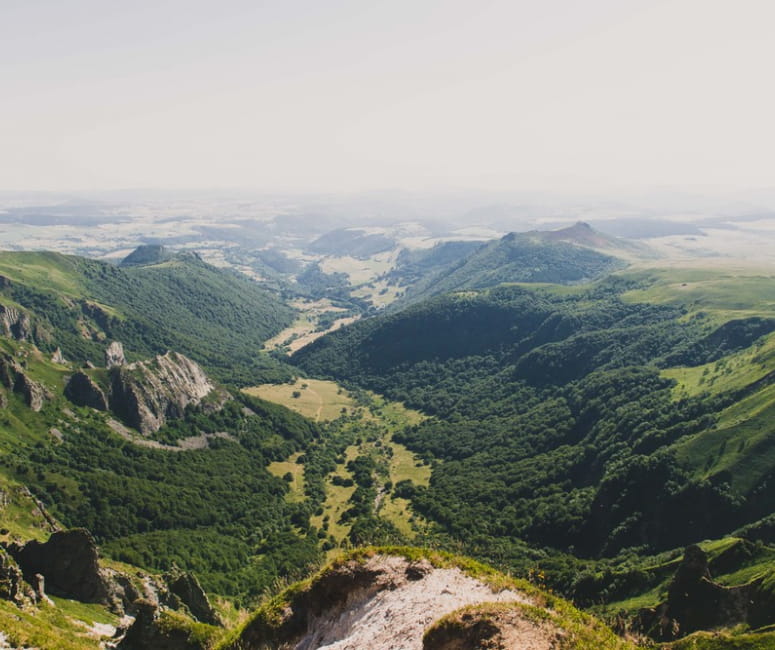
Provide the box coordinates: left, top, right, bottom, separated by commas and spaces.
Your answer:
0, 250, 295, 384
246, 378, 430, 545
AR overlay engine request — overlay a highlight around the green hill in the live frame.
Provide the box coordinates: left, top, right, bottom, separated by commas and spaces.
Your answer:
292, 271, 775, 562
393, 231, 625, 305
0, 250, 294, 384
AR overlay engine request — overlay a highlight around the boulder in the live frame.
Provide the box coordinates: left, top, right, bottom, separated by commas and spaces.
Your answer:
64, 371, 109, 411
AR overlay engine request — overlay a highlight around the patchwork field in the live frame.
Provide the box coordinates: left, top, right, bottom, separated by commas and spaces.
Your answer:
248, 378, 430, 548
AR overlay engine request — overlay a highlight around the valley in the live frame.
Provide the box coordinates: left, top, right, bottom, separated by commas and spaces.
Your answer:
2, 208, 775, 648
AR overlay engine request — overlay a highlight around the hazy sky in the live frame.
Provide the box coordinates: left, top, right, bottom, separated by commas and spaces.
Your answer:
2, 0, 774, 193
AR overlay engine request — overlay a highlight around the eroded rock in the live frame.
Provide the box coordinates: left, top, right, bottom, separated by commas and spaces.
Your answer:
51, 347, 67, 364
10, 528, 112, 605
0, 355, 49, 411
0, 549, 35, 606
110, 351, 224, 435
165, 570, 222, 626
105, 341, 126, 368
0, 304, 32, 341
64, 371, 109, 411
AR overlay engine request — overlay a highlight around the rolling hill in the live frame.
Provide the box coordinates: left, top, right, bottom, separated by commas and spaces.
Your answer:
0, 249, 295, 384
388, 228, 626, 306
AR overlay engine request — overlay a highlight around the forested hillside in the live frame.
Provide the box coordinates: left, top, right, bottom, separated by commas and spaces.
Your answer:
387, 230, 625, 306
0, 250, 294, 384
293, 272, 775, 566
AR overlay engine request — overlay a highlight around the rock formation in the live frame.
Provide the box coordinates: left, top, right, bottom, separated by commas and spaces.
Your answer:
109, 351, 221, 435
0, 304, 31, 341
0, 549, 35, 606
165, 570, 222, 626
637, 545, 772, 640
116, 599, 207, 650
233, 554, 558, 650
0, 354, 49, 411
64, 371, 109, 411
105, 340, 126, 368
10, 528, 112, 605
50, 347, 67, 364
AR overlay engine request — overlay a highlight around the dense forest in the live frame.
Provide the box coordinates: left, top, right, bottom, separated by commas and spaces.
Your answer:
293, 278, 775, 566
0, 251, 294, 384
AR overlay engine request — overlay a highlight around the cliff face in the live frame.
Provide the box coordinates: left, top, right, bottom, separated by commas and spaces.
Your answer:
64, 370, 109, 411
0, 304, 32, 341
0, 354, 49, 411
105, 340, 126, 368
109, 351, 221, 435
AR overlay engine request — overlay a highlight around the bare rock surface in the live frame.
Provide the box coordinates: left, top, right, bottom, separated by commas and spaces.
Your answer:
0, 354, 49, 411
50, 347, 67, 364
9, 528, 112, 605
236, 554, 559, 650
64, 370, 109, 410
105, 341, 126, 368
0, 305, 31, 341
109, 351, 222, 435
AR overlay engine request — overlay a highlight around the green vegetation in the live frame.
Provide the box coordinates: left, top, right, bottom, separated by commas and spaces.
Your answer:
0, 250, 295, 384
0, 371, 323, 602
292, 273, 775, 581
249, 379, 430, 550
390, 232, 624, 305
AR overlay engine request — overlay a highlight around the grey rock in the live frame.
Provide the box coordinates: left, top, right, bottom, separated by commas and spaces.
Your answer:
105, 341, 126, 368
0, 355, 49, 411
165, 570, 222, 626
10, 528, 112, 605
110, 351, 224, 435
51, 347, 67, 364
0, 304, 31, 341
64, 371, 109, 411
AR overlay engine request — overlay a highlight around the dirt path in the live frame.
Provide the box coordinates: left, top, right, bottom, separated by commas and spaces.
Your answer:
304, 386, 324, 421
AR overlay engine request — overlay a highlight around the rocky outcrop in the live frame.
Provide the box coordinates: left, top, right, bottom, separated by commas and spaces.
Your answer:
423, 604, 564, 650
64, 371, 109, 410
116, 600, 211, 650
105, 341, 126, 368
165, 570, 222, 626
0, 304, 32, 341
110, 351, 221, 435
637, 545, 772, 640
0, 354, 49, 411
14, 371, 46, 411
51, 347, 67, 364
0, 549, 35, 606
80, 300, 116, 332
234, 554, 533, 650
9, 528, 112, 605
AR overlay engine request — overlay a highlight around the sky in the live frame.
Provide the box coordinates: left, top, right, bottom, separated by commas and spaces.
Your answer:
2, 0, 774, 193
